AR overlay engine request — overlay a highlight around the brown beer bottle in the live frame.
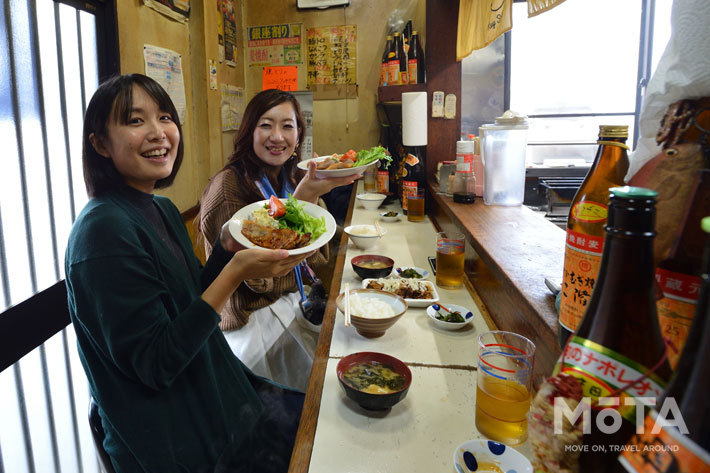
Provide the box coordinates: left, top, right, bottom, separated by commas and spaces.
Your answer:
554, 187, 672, 472
620, 216, 710, 472
558, 126, 630, 347
655, 170, 710, 369
380, 35, 393, 86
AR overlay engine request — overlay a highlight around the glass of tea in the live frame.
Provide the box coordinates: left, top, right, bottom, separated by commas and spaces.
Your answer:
435, 231, 465, 288
475, 331, 535, 445
406, 188, 425, 222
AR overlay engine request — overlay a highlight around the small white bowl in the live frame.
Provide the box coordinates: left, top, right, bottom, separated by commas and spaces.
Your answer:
454, 439, 532, 473
379, 211, 401, 222
356, 193, 387, 210
426, 303, 474, 330
393, 266, 430, 279
344, 224, 387, 250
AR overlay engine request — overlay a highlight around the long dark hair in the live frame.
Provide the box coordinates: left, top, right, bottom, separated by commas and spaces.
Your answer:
82, 74, 184, 197
225, 89, 305, 203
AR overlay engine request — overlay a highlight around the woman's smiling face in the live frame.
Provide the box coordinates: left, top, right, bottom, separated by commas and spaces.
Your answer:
252, 101, 299, 168
91, 84, 180, 194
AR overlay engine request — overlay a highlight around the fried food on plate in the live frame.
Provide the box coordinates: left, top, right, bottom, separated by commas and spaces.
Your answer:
241, 220, 311, 250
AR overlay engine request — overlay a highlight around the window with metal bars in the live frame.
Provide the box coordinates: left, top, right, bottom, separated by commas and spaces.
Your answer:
0, 0, 118, 471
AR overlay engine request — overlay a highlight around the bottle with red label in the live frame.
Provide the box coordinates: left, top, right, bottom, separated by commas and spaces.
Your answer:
655, 170, 709, 369
396, 31, 408, 85
389, 32, 404, 85
408, 31, 423, 84
619, 216, 710, 473
553, 187, 672, 473
558, 125, 630, 347
401, 146, 425, 214
380, 35, 393, 86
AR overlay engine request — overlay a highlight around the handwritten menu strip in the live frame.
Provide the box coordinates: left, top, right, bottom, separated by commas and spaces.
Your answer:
306, 25, 356, 85
262, 66, 298, 91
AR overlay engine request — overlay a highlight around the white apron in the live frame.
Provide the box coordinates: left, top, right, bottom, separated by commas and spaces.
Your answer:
222, 292, 318, 392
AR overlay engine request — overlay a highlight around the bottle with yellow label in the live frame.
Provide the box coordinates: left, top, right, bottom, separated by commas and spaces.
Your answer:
558, 125, 630, 347
554, 187, 672, 473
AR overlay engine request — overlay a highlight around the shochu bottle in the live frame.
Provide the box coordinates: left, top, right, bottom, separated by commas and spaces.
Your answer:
620, 216, 710, 472
558, 125, 630, 347
553, 187, 672, 473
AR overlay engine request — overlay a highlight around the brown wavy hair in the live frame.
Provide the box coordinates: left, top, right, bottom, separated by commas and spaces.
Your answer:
225, 89, 305, 204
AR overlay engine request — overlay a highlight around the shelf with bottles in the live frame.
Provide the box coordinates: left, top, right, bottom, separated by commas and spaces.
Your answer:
377, 83, 426, 104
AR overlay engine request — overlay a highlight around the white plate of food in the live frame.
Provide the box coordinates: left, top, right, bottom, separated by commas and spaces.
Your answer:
361, 278, 439, 308
298, 146, 390, 178
298, 155, 379, 178
228, 197, 336, 255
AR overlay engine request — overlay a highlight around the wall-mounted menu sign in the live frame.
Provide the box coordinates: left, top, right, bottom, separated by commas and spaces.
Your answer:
247, 23, 303, 67
262, 66, 298, 91
306, 25, 356, 85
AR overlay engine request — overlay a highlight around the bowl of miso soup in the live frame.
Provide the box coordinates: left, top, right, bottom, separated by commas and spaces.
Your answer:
351, 254, 395, 279
336, 352, 412, 410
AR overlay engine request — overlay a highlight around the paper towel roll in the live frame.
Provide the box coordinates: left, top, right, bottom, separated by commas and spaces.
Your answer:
402, 92, 428, 146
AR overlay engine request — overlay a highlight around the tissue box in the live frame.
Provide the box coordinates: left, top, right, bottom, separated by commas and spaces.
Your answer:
438, 161, 456, 192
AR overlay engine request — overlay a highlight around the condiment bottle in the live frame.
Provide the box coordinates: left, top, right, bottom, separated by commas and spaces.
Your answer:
620, 216, 710, 472
402, 19, 412, 54
554, 187, 672, 473
452, 140, 476, 203
408, 31, 423, 84
401, 146, 425, 214
395, 31, 408, 85
558, 125, 630, 347
380, 35, 393, 86
389, 33, 402, 85
655, 170, 709, 369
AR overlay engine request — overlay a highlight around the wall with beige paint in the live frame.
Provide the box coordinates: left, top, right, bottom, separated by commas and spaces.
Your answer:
115, 0, 424, 211
242, 1, 425, 157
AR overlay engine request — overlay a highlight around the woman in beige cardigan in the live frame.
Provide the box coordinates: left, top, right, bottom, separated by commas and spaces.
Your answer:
198, 89, 355, 391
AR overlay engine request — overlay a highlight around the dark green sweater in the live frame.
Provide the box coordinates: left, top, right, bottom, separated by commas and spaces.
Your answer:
65, 188, 286, 472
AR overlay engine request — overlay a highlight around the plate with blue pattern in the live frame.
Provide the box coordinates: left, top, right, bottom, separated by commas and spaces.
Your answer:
453, 439, 532, 473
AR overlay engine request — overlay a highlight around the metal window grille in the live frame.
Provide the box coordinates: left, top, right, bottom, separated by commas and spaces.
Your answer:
0, 0, 101, 472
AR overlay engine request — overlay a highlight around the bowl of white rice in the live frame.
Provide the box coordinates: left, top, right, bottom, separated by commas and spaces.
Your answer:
336, 289, 408, 338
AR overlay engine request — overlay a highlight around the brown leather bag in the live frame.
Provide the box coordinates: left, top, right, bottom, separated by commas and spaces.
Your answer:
628, 98, 710, 262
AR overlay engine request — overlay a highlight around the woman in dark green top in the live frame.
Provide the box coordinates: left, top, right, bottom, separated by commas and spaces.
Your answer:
65, 74, 313, 472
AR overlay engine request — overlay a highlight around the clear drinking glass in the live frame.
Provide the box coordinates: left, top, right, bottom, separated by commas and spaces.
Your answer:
475, 331, 536, 445
435, 231, 465, 288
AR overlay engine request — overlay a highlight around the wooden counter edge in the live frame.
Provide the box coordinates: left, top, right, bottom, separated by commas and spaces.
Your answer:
288, 184, 357, 473
427, 181, 563, 381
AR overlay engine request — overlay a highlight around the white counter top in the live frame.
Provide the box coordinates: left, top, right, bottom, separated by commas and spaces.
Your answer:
306, 183, 532, 472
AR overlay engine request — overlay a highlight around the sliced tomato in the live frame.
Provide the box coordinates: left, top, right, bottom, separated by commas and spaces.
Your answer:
267, 195, 286, 218
340, 149, 357, 162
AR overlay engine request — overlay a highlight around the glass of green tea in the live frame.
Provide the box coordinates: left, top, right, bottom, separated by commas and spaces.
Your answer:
475, 331, 536, 445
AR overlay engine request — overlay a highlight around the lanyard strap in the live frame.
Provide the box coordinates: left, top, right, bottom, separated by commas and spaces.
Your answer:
254, 170, 306, 301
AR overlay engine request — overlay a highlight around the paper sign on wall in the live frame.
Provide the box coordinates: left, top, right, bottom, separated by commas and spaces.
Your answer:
306, 25, 357, 85
247, 23, 303, 67
143, 44, 186, 124
262, 66, 298, 91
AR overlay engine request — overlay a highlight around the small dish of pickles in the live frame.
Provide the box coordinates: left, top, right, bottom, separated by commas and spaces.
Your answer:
379, 211, 401, 223
393, 266, 429, 279
426, 303, 474, 330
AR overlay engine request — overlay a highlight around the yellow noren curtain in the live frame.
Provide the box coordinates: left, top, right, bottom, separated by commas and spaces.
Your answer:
527, 0, 567, 17
457, 0, 568, 61
457, 0, 513, 61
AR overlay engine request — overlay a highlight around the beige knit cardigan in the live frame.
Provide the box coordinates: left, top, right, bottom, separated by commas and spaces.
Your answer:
198, 167, 329, 331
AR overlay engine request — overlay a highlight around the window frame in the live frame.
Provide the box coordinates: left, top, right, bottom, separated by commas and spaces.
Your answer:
504, 0, 659, 149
